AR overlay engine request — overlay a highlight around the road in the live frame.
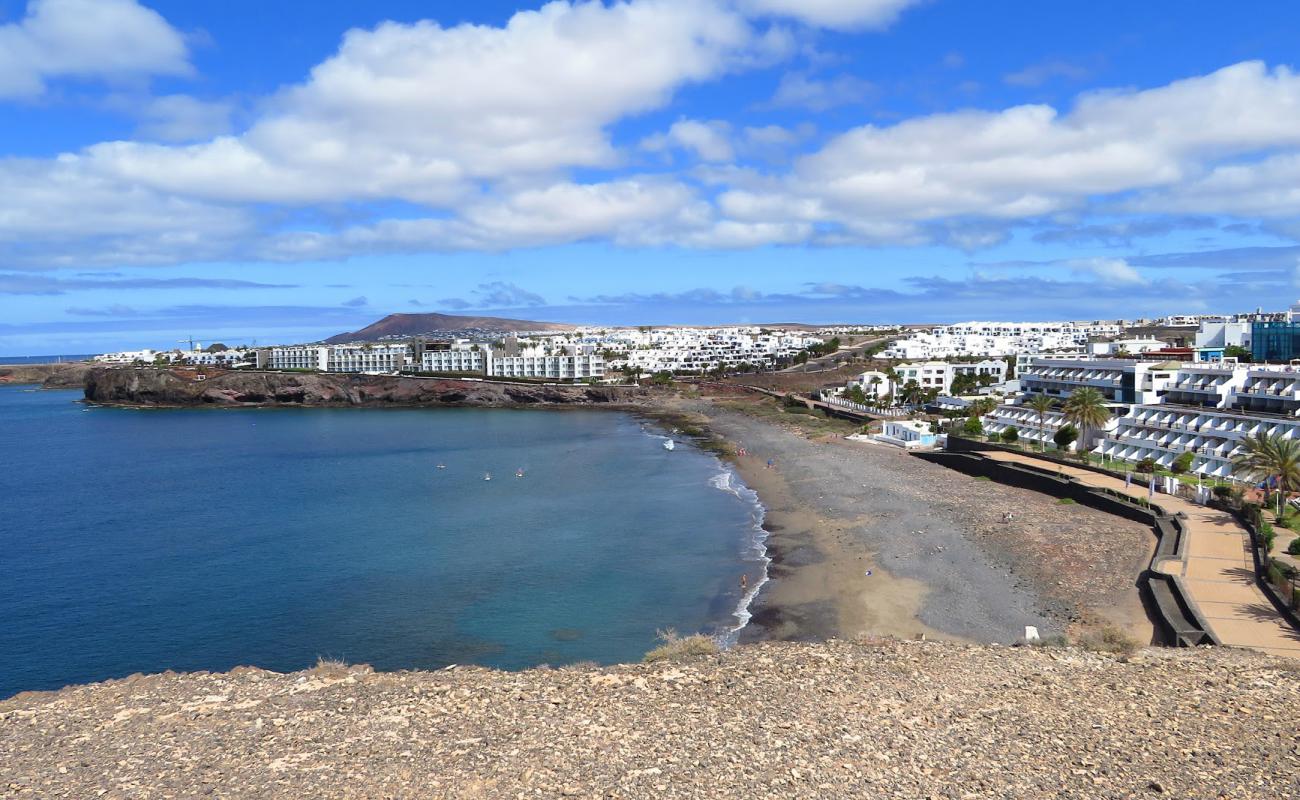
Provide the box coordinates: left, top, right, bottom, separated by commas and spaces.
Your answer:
780, 335, 893, 373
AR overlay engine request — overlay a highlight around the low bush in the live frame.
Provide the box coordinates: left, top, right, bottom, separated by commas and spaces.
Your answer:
1259, 521, 1277, 553
643, 629, 719, 663
1289, 537, 1300, 556
1077, 625, 1140, 657
1057, 498, 1077, 505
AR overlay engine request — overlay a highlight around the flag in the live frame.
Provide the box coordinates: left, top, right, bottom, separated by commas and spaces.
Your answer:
1148, 475, 1156, 498
1125, 471, 1131, 489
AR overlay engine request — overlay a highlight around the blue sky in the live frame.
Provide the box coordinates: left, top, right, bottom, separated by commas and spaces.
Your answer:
4, 0, 1300, 353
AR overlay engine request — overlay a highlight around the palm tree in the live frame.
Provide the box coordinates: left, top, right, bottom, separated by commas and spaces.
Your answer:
1231, 434, 1300, 515
1062, 387, 1110, 463
1025, 394, 1057, 452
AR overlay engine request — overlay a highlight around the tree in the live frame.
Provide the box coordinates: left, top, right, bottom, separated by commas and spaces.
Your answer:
1223, 344, 1252, 363
969, 397, 998, 417
1172, 451, 1195, 475
1000, 427, 1020, 444
1025, 394, 1057, 452
1231, 434, 1300, 515
1053, 423, 1079, 451
845, 385, 868, 405
962, 415, 984, 437
1062, 387, 1110, 464
899, 380, 924, 407
1135, 456, 1158, 476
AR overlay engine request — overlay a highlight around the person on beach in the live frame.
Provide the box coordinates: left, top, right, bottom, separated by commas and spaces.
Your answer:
767, 458, 775, 469
740, 574, 748, 591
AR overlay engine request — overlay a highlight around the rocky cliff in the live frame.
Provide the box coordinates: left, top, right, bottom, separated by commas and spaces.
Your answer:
82, 367, 646, 408
0, 362, 95, 388
2, 639, 1296, 798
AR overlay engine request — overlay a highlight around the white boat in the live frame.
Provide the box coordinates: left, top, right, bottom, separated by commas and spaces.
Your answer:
436, 463, 447, 470
516, 469, 525, 478
484, 472, 492, 481
663, 439, 675, 451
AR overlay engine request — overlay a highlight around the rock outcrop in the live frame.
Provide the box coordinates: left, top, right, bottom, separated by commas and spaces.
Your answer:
0, 362, 95, 389
2, 639, 1297, 798
82, 367, 646, 408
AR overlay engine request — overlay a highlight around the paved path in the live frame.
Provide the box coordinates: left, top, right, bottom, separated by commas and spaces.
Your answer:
983, 450, 1300, 659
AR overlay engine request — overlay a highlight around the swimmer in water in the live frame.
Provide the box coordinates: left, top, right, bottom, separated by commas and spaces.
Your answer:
740, 574, 748, 591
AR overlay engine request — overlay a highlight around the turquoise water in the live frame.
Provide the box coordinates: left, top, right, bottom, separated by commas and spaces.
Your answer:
0, 386, 765, 698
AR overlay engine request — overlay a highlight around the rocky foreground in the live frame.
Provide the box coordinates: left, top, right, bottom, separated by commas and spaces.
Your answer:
3, 640, 1298, 799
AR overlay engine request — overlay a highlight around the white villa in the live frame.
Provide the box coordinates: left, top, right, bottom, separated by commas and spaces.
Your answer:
873, 419, 939, 449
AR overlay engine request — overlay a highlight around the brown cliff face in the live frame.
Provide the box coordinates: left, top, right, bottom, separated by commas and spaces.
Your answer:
0, 362, 95, 388
82, 367, 646, 408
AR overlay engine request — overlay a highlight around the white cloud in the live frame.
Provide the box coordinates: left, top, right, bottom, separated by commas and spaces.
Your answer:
736, 0, 923, 31
729, 62, 1300, 243
136, 94, 234, 142
642, 119, 734, 161
1069, 257, 1148, 286
78, 1, 756, 205
763, 71, 875, 111
0, 0, 191, 98
1003, 59, 1090, 88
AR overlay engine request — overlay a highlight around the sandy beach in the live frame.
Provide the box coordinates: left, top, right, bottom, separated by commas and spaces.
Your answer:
673, 394, 1155, 646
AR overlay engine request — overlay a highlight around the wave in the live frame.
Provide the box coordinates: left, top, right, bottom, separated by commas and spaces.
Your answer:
708, 466, 770, 645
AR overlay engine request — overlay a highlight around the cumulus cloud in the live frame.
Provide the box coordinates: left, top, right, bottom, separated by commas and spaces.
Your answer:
341, 295, 368, 307
736, 0, 924, 31
725, 61, 1300, 245
0, 0, 191, 98
77, 1, 756, 206
642, 119, 735, 161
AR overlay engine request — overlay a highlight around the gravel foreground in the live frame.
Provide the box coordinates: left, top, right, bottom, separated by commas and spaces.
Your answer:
4, 639, 1298, 799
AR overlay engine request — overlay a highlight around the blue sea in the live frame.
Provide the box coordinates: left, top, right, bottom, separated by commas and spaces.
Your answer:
0, 355, 94, 364
0, 386, 767, 698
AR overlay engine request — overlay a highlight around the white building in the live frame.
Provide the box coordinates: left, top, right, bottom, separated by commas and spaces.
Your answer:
873, 420, 939, 449
1086, 337, 1169, 357
984, 357, 1179, 451
486, 352, 604, 381
893, 359, 1007, 396
421, 348, 486, 373
882, 321, 1123, 360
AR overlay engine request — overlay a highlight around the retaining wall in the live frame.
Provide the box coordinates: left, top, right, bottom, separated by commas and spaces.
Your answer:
914, 450, 1217, 648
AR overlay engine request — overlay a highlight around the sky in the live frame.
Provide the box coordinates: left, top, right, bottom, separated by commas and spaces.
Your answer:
4, 0, 1300, 354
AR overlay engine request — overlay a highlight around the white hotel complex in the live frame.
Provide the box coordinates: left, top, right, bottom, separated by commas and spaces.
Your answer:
883, 321, 1124, 360
985, 354, 1300, 480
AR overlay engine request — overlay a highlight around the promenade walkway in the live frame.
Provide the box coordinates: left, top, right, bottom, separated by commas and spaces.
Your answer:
983, 450, 1300, 659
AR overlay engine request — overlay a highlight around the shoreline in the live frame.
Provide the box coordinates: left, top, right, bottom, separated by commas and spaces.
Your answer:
672, 394, 1158, 648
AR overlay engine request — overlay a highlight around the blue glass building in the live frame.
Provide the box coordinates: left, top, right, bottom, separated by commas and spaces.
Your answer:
1251, 320, 1300, 363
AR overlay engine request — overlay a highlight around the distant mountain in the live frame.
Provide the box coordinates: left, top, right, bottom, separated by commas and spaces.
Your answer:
325, 313, 574, 344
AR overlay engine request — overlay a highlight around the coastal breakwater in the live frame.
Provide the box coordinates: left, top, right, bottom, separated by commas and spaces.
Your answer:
82, 367, 647, 408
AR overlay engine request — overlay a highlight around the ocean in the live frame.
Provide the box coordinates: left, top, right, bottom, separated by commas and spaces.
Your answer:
0, 385, 767, 698
0, 355, 94, 365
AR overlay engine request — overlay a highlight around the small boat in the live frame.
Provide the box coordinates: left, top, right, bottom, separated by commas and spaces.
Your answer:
663, 439, 675, 451
484, 472, 492, 481
516, 469, 525, 478
436, 463, 447, 470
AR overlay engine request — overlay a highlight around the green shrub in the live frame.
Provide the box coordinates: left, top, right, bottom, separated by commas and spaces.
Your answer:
1171, 451, 1194, 475
999, 427, 1019, 444
643, 629, 719, 663
962, 416, 984, 437
1288, 537, 1300, 556
1212, 485, 1233, 499
1259, 521, 1277, 553
1053, 424, 1078, 451
1267, 562, 1284, 587
1057, 497, 1077, 505
1135, 456, 1158, 475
